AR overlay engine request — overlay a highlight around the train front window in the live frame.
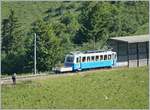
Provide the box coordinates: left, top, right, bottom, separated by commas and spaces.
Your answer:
112, 53, 117, 59
66, 56, 74, 62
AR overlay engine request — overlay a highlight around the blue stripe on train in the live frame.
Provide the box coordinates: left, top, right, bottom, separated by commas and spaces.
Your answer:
73, 60, 113, 70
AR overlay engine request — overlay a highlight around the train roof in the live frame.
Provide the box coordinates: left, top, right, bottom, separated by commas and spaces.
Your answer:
69, 50, 115, 56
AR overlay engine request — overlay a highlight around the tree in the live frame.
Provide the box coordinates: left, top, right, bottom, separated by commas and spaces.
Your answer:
1, 9, 26, 74
74, 1, 149, 49
74, 2, 119, 49
31, 20, 63, 71
2, 9, 24, 53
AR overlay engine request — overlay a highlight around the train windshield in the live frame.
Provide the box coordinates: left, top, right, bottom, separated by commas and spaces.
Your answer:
66, 56, 74, 62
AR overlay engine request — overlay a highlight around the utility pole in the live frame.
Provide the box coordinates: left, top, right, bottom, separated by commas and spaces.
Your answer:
34, 33, 37, 74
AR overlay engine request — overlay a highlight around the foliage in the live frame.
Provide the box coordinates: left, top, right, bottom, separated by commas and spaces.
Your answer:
1, 9, 26, 74
134, 23, 149, 35
2, 67, 148, 109
74, 1, 149, 48
1, 1, 149, 74
31, 20, 63, 71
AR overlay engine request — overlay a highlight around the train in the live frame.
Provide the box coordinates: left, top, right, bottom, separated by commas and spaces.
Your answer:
53, 50, 117, 73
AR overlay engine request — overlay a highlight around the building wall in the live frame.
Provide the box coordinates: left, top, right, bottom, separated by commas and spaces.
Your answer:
109, 40, 149, 67
128, 43, 137, 67
138, 42, 148, 66
109, 40, 128, 66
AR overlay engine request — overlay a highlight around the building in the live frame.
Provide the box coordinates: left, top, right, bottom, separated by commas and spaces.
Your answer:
108, 34, 149, 67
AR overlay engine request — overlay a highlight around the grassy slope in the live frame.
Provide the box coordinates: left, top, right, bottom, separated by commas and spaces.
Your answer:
2, 67, 148, 109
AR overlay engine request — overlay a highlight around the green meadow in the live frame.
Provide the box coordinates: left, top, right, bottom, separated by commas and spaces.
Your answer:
1, 67, 148, 109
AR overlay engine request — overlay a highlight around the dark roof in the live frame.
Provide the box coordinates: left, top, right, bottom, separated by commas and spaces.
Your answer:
110, 34, 149, 43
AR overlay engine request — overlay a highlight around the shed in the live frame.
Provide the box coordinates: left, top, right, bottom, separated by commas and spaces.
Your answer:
109, 34, 149, 67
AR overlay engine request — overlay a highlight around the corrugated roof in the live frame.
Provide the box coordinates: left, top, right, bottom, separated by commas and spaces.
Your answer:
110, 34, 149, 43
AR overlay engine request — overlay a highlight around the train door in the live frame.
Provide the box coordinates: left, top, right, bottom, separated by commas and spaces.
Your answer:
75, 56, 81, 70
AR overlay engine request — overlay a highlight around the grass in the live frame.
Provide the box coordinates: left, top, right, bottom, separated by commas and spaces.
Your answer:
1, 67, 149, 109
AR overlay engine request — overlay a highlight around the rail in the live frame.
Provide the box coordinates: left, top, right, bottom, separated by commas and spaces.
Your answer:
1, 66, 125, 85
1, 73, 53, 84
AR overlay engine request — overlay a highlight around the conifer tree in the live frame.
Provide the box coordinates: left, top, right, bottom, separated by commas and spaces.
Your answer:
1, 9, 25, 73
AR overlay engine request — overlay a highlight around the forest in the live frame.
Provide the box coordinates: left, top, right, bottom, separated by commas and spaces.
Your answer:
1, 1, 149, 74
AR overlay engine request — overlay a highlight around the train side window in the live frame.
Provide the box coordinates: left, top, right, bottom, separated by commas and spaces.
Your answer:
96, 55, 99, 61
91, 56, 95, 61
79, 57, 81, 62
76, 57, 79, 63
104, 55, 107, 60
87, 56, 90, 62
108, 55, 111, 60
82, 57, 86, 62
100, 55, 103, 60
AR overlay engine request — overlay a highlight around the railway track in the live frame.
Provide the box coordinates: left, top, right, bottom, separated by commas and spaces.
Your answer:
1, 66, 122, 85
1, 73, 51, 84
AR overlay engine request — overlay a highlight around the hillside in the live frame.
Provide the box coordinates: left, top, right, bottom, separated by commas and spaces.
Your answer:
2, 67, 148, 109
2, 1, 148, 36
2, 1, 81, 33
1, 1, 149, 74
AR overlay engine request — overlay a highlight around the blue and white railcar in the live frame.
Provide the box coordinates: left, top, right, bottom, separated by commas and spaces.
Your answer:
54, 50, 117, 72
